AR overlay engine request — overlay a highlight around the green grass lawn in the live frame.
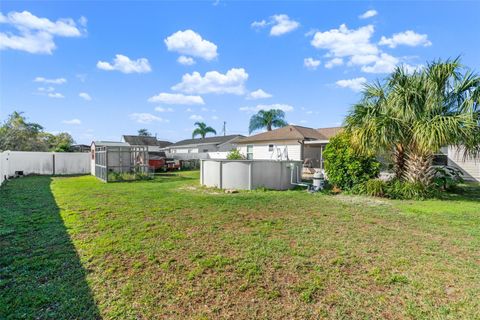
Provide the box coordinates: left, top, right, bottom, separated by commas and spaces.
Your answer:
1, 171, 479, 319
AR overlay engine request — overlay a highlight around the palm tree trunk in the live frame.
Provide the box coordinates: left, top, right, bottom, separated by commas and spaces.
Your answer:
267, 124, 272, 131
404, 152, 435, 185
393, 144, 406, 180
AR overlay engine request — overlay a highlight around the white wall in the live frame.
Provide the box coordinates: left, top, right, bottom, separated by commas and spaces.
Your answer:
173, 147, 199, 154
238, 141, 302, 161
165, 151, 229, 160
0, 151, 90, 185
169, 141, 237, 154
0, 154, 5, 185
448, 146, 480, 181
200, 159, 302, 190
54, 153, 91, 175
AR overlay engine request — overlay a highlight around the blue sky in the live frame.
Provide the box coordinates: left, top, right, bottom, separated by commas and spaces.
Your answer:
1, 1, 479, 144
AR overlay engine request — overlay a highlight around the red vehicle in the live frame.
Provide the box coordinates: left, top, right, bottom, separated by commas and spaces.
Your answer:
148, 152, 181, 171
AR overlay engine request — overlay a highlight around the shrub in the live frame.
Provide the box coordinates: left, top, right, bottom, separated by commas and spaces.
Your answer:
352, 179, 387, 197
323, 133, 380, 190
353, 178, 438, 200
226, 148, 245, 160
384, 179, 437, 200
433, 166, 464, 191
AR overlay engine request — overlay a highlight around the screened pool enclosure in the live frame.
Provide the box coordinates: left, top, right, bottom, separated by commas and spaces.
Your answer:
94, 145, 151, 182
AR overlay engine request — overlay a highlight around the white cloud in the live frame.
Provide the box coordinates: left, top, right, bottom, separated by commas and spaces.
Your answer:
79, 92, 91, 101
186, 108, 193, 112
172, 68, 248, 95
348, 54, 378, 66
304, 57, 321, 70
63, 118, 81, 125
129, 113, 165, 123
189, 114, 204, 121
360, 53, 399, 74
359, 10, 378, 19
76, 73, 87, 82
240, 103, 294, 113
335, 77, 367, 92
155, 107, 174, 112
247, 89, 272, 100
201, 107, 209, 112
379, 30, 432, 48
37, 86, 55, 92
0, 11, 83, 54
270, 14, 300, 36
97, 54, 151, 74
34, 77, 66, 84
311, 24, 378, 57
48, 92, 65, 98
78, 16, 88, 28
251, 20, 267, 28
177, 55, 196, 65
164, 29, 217, 61
403, 63, 424, 74
251, 14, 299, 36
211, 115, 219, 120
325, 57, 344, 69
148, 92, 204, 105
311, 24, 424, 74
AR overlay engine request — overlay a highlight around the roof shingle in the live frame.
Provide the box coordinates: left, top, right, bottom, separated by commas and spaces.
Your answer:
122, 135, 172, 148
237, 125, 343, 143
168, 135, 244, 148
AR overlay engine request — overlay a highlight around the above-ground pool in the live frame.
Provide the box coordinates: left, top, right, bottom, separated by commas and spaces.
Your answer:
200, 159, 303, 190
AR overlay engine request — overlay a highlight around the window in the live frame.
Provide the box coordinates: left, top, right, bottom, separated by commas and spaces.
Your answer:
268, 144, 274, 151
247, 145, 253, 160
202, 149, 209, 153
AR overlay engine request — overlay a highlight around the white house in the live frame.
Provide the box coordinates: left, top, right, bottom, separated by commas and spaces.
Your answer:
236, 125, 480, 181
236, 125, 342, 169
165, 135, 244, 158
447, 146, 480, 181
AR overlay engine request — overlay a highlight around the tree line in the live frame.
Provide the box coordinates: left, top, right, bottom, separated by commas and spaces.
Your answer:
0, 112, 75, 152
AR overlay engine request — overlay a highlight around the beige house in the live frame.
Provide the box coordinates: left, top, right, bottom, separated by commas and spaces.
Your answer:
237, 125, 480, 181
447, 146, 480, 181
236, 125, 342, 169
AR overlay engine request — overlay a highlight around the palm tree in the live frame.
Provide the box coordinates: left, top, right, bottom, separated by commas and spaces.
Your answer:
249, 109, 288, 134
192, 122, 216, 139
346, 58, 480, 185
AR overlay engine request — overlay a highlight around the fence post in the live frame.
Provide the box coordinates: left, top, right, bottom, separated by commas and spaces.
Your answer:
219, 160, 223, 189
52, 153, 56, 175
248, 162, 252, 190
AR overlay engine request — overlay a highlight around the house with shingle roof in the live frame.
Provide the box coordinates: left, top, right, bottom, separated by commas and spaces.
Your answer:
165, 134, 245, 155
121, 135, 172, 151
236, 125, 343, 169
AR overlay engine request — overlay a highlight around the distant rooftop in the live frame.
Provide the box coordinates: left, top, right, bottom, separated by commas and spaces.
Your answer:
92, 141, 130, 147
122, 135, 172, 148
168, 134, 244, 148
237, 125, 343, 143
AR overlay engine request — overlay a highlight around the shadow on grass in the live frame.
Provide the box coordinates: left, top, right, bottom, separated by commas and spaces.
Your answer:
150, 172, 197, 183
438, 182, 480, 202
0, 176, 101, 319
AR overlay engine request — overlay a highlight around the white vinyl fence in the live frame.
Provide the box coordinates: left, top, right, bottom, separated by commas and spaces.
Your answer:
0, 151, 90, 186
